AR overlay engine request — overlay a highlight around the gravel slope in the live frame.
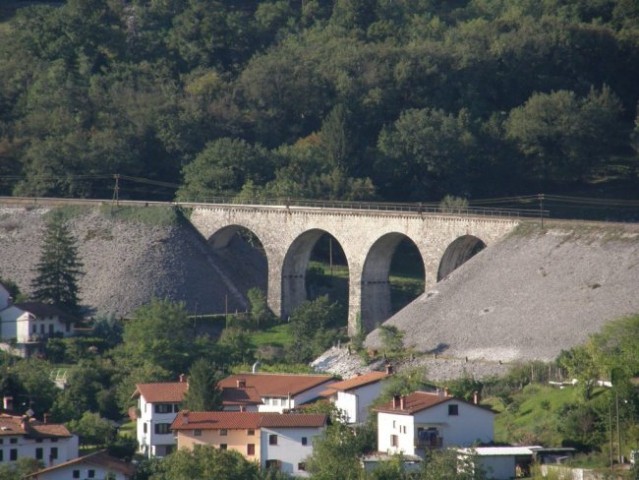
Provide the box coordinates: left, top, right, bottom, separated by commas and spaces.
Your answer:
360, 221, 639, 379
0, 206, 266, 317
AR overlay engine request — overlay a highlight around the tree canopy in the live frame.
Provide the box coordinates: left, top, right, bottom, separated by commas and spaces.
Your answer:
0, 0, 637, 204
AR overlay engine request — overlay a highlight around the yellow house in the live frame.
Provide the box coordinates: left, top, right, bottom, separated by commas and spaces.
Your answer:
171, 411, 327, 477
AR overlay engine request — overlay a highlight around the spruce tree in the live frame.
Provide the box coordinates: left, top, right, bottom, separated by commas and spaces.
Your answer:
182, 359, 223, 412
31, 213, 84, 317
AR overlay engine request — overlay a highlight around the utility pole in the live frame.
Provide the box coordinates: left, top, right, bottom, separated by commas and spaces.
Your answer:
111, 174, 120, 212
538, 193, 544, 229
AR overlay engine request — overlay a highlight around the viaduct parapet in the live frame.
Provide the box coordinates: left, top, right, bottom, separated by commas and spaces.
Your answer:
189, 205, 519, 335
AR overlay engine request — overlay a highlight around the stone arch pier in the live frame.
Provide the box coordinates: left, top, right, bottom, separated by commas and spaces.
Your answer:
189, 205, 518, 335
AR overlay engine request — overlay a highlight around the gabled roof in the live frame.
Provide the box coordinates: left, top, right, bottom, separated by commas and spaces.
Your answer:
218, 373, 334, 398
14, 302, 74, 321
374, 391, 496, 416
0, 414, 72, 438
221, 386, 262, 406
171, 411, 327, 431
24, 450, 136, 478
322, 371, 389, 395
131, 382, 188, 403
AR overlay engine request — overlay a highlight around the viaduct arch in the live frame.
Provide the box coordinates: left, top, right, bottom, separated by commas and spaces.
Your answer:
189, 205, 519, 335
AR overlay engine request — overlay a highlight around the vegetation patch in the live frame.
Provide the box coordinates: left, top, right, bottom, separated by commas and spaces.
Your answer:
98, 205, 183, 226
43, 205, 93, 222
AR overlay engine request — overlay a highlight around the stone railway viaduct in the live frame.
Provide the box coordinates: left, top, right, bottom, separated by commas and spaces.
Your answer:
0, 197, 521, 335
189, 203, 520, 335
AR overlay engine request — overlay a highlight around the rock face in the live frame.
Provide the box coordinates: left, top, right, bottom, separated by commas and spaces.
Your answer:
0, 206, 267, 317
365, 222, 639, 376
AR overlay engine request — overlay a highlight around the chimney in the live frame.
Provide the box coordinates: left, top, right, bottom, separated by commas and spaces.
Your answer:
179, 374, 185, 383
400, 396, 406, 410
182, 410, 189, 425
385, 364, 394, 375
237, 379, 246, 389
3, 396, 13, 411
473, 391, 480, 405
392, 394, 401, 409
20, 415, 29, 432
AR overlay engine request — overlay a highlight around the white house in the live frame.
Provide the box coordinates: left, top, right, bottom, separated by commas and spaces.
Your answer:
0, 287, 75, 357
24, 450, 136, 480
171, 411, 327, 478
0, 412, 79, 467
218, 373, 335, 413
132, 372, 334, 459
320, 370, 391, 424
375, 390, 495, 457
131, 379, 188, 458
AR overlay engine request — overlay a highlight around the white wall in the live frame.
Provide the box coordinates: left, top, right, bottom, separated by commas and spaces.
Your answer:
260, 426, 323, 477
378, 402, 494, 456
33, 464, 130, 480
336, 381, 385, 424
136, 396, 179, 458
0, 434, 79, 467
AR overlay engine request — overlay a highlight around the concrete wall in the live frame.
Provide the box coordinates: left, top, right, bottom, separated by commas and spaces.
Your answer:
190, 205, 518, 335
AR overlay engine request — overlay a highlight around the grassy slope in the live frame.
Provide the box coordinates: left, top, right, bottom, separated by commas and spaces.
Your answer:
486, 384, 584, 446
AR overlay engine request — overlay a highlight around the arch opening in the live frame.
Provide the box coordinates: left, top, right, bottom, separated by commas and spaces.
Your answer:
207, 225, 268, 302
437, 235, 486, 282
361, 234, 425, 334
282, 230, 348, 328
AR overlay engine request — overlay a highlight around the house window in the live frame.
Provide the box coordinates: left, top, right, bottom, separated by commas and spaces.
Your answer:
143, 423, 148, 434
269, 434, 278, 445
32, 325, 37, 333
173, 404, 180, 413
220, 444, 227, 451
247, 444, 255, 456
40, 324, 45, 334
65, 323, 70, 332
72, 470, 80, 479
50, 447, 58, 460
220, 429, 228, 436
9, 438, 17, 444
35, 448, 43, 460
155, 423, 171, 434
88, 470, 96, 478
301, 437, 308, 446
392, 420, 396, 428
10, 449, 18, 461
48, 324, 54, 334
390, 434, 398, 447
298, 462, 306, 471
155, 404, 173, 414
265, 460, 281, 470
448, 404, 459, 416
194, 429, 202, 437
247, 429, 255, 436
0, 450, 3, 461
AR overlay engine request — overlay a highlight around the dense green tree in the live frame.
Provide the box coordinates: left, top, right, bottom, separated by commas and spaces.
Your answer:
153, 445, 261, 480
0, 458, 42, 480
177, 138, 273, 200
31, 212, 84, 316
67, 411, 117, 447
287, 295, 342, 363
10, 357, 58, 417
181, 358, 224, 412
377, 107, 476, 200
247, 287, 275, 328
305, 419, 366, 480
116, 299, 195, 375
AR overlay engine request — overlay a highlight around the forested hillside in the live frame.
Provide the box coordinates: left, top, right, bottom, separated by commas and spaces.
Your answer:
0, 0, 638, 203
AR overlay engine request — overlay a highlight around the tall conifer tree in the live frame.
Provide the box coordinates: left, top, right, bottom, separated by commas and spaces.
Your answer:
31, 213, 84, 317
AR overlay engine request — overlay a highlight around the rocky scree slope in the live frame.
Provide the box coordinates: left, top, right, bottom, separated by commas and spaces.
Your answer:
0, 206, 267, 317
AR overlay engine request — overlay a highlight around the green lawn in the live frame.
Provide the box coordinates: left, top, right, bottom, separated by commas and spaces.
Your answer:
487, 384, 585, 445
250, 323, 293, 348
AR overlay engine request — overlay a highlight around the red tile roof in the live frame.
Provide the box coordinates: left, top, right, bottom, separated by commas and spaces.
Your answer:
0, 414, 72, 438
325, 371, 389, 393
171, 411, 327, 431
132, 382, 188, 403
218, 373, 334, 397
374, 391, 496, 416
221, 386, 262, 406
24, 450, 136, 478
